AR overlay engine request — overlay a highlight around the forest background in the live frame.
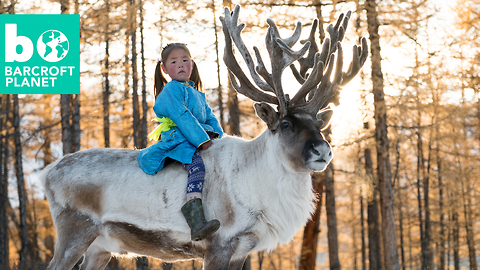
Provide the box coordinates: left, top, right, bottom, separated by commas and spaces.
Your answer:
1, 0, 480, 269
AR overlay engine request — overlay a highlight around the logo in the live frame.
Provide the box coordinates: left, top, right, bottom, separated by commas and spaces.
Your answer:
1, 14, 80, 94
37, 30, 69, 62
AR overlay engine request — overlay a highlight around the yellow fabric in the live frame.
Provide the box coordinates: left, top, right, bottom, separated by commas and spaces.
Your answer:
148, 117, 177, 141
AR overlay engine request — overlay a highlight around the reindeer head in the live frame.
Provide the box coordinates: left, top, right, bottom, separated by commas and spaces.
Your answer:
220, 5, 368, 172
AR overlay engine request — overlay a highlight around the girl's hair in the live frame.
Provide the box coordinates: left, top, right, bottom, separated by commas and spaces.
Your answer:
154, 43, 203, 100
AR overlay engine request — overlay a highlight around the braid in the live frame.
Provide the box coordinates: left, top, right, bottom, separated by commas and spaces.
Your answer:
154, 61, 168, 100
190, 62, 203, 92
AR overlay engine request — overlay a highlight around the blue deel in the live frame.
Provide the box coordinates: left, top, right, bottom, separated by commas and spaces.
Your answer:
138, 80, 224, 175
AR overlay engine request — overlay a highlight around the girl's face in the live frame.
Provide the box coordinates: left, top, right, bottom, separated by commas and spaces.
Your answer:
161, 48, 193, 82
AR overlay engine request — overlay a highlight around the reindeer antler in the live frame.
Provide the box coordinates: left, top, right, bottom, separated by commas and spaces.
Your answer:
221, 5, 368, 117
220, 5, 310, 118
290, 11, 369, 115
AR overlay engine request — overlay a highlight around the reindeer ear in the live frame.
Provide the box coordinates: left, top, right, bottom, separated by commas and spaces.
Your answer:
317, 109, 333, 130
254, 102, 279, 130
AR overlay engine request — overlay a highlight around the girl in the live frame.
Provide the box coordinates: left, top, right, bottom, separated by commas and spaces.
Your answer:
138, 43, 223, 241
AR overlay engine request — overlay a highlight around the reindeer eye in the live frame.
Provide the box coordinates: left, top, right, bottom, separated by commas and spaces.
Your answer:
281, 121, 291, 130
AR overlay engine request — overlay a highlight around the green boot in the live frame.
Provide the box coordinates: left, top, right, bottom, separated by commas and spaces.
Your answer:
181, 198, 221, 241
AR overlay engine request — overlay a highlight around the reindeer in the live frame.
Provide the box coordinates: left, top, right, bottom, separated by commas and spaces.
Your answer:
41, 5, 367, 270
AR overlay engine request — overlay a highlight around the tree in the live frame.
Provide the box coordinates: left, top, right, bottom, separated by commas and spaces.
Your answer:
324, 131, 340, 270
13, 95, 30, 269
103, 0, 111, 148
365, 0, 400, 269
364, 127, 381, 270
60, 0, 80, 155
212, 0, 225, 129
130, 0, 141, 150
299, 172, 324, 270
139, 0, 148, 150
0, 95, 10, 270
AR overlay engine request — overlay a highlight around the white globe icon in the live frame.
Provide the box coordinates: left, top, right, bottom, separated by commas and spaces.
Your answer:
37, 30, 69, 62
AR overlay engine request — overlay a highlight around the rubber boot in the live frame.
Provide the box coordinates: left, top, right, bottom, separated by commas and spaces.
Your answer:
181, 198, 220, 241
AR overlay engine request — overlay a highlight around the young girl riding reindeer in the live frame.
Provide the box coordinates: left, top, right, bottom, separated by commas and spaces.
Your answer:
138, 43, 223, 241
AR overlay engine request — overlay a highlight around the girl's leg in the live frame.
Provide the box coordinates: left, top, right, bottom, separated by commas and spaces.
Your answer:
183, 151, 204, 201
181, 151, 220, 241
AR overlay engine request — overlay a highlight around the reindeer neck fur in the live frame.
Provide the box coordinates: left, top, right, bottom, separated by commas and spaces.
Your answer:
203, 131, 315, 251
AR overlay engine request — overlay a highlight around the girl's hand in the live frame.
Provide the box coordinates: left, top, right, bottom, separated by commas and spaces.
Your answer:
201, 141, 213, 150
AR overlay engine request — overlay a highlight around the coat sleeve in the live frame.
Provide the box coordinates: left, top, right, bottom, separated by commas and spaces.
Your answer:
154, 83, 210, 148
205, 103, 224, 138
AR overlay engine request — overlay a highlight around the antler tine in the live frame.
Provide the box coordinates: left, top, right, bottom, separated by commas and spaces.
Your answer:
290, 19, 319, 85
290, 52, 324, 107
296, 51, 337, 114
339, 37, 368, 86
299, 19, 320, 78
220, 12, 278, 105
253, 46, 275, 90
327, 11, 350, 54
289, 11, 368, 115
222, 5, 274, 93
265, 18, 310, 117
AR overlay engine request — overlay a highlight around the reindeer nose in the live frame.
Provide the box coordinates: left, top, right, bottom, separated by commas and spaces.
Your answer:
309, 140, 332, 157
310, 143, 320, 156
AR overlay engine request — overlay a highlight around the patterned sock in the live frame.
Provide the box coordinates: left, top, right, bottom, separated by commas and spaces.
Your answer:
183, 151, 205, 201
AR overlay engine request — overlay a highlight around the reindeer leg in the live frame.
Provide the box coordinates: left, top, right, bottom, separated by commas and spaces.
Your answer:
81, 244, 111, 270
47, 207, 100, 270
203, 238, 239, 270
228, 256, 248, 270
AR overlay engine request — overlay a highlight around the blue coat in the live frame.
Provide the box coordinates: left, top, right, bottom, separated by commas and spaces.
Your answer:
138, 80, 224, 175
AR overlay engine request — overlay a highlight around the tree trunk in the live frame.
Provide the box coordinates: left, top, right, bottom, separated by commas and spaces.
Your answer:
226, 77, 240, 136
461, 181, 477, 269
130, 0, 140, 149
0, 95, 10, 270
223, 0, 240, 137
352, 195, 357, 270
397, 181, 405, 270
60, 0, 75, 155
397, 172, 405, 270
365, 1, 399, 269
452, 210, 460, 270
43, 95, 54, 167
258, 252, 265, 270
325, 162, 340, 270
424, 131, 433, 270
162, 262, 173, 270
415, 132, 425, 269
139, 0, 148, 149
136, 256, 148, 270
212, 0, 224, 129
299, 172, 324, 270
122, 36, 131, 148
28, 195, 40, 265
103, 2, 111, 148
73, 94, 81, 152
360, 196, 366, 270
437, 148, 445, 270
365, 147, 381, 270
13, 95, 30, 269
61, 94, 74, 155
